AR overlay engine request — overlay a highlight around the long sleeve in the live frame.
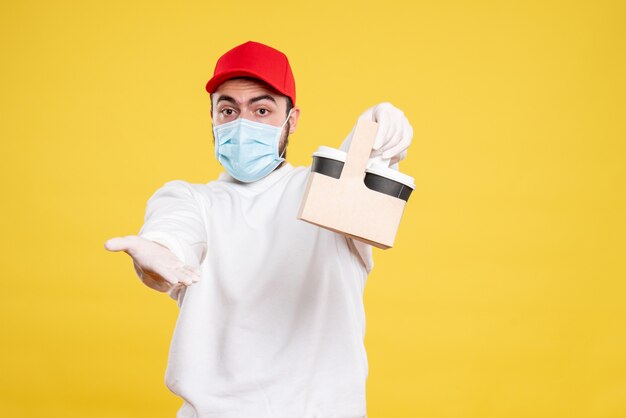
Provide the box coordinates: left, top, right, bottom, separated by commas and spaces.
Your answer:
139, 180, 208, 270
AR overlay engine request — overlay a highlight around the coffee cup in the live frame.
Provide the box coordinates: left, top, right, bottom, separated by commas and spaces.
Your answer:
311, 146, 347, 179
311, 146, 414, 201
364, 164, 415, 201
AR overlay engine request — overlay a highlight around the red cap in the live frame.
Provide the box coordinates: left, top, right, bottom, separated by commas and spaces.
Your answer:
205, 41, 296, 105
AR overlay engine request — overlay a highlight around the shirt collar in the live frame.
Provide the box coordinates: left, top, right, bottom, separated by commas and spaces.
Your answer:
217, 162, 295, 191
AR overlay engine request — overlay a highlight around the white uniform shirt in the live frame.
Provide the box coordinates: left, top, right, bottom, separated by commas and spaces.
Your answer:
139, 163, 373, 418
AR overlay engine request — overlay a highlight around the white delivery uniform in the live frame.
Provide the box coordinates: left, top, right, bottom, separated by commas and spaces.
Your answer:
139, 163, 373, 418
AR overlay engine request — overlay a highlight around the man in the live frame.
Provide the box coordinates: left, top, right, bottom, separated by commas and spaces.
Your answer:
105, 41, 412, 418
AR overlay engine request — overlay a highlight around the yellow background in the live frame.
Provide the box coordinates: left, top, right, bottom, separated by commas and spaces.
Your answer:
1, 0, 625, 417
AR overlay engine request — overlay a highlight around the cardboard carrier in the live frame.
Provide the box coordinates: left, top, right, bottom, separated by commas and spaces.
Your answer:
298, 119, 415, 249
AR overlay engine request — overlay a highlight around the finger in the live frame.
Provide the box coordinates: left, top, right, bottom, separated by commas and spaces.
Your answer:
369, 147, 384, 158
104, 237, 131, 252
373, 117, 392, 151
151, 264, 183, 286
382, 139, 409, 160
382, 123, 412, 159
389, 149, 407, 165
167, 265, 199, 286
380, 127, 403, 154
162, 272, 183, 287
376, 120, 402, 152
373, 105, 403, 151
174, 268, 194, 286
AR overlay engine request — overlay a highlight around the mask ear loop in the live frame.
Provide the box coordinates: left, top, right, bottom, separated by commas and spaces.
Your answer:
278, 108, 294, 159
281, 108, 294, 128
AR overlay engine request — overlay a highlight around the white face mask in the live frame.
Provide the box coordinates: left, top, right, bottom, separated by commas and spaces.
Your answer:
213, 110, 292, 183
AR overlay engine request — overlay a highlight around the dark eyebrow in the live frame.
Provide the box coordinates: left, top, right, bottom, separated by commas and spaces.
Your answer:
215, 94, 277, 106
216, 95, 237, 105
249, 95, 276, 105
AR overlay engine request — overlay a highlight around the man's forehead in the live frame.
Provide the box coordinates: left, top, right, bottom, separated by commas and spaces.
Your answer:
213, 78, 284, 102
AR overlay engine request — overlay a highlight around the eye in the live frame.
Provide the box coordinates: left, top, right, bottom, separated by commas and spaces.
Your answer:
256, 108, 269, 116
221, 108, 235, 116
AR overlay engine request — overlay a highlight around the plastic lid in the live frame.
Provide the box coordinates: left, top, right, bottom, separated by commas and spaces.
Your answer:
312, 146, 347, 162
365, 165, 416, 189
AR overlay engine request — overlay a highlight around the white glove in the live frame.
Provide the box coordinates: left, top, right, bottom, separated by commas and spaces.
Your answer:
105, 235, 200, 292
340, 102, 413, 165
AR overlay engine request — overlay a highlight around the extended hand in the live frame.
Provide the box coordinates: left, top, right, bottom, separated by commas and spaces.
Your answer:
104, 236, 200, 292
343, 102, 413, 165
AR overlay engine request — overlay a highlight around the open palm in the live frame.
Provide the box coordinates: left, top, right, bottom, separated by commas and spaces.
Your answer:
105, 236, 199, 292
